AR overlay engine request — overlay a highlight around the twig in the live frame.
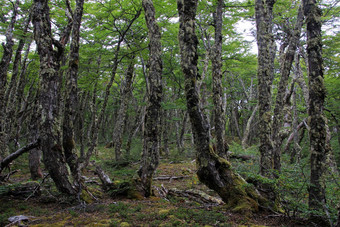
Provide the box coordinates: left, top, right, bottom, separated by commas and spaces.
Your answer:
25, 174, 49, 201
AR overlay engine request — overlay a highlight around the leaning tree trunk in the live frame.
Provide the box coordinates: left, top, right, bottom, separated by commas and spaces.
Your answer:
177, 0, 267, 213
255, 0, 276, 177
63, 0, 85, 188
271, 6, 304, 172
32, 0, 76, 195
211, 0, 227, 157
303, 0, 329, 225
138, 0, 163, 197
0, 0, 18, 159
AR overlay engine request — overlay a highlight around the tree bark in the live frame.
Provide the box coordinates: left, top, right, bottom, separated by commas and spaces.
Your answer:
32, 0, 76, 195
255, 0, 276, 177
138, 0, 163, 197
303, 0, 329, 225
112, 56, 135, 161
242, 104, 259, 149
0, 140, 40, 174
177, 0, 266, 212
63, 0, 85, 188
0, 0, 19, 159
272, 5, 304, 172
211, 0, 227, 157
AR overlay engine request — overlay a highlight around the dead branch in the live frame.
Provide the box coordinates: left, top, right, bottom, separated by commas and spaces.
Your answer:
153, 175, 190, 181
164, 187, 224, 205
93, 162, 114, 190
0, 139, 40, 174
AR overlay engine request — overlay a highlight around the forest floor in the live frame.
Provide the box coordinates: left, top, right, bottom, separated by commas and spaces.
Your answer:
0, 147, 312, 227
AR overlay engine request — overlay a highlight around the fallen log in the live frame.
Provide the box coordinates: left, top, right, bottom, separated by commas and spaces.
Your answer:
153, 175, 190, 181
157, 186, 224, 206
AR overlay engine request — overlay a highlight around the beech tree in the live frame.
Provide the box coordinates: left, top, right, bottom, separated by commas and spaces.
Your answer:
255, 0, 276, 177
32, 0, 76, 194
303, 0, 329, 224
177, 0, 269, 212
138, 0, 163, 197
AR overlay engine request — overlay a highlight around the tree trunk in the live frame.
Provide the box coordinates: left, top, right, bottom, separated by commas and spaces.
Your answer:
29, 94, 43, 180
63, 0, 85, 188
303, 0, 329, 225
32, 0, 76, 195
177, 0, 266, 212
138, 0, 163, 197
242, 104, 259, 149
112, 56, 135, 161
211, 0, 227, 157
0, 0, 19, 159
272, 5, 304, 172
255, 0, 276, 177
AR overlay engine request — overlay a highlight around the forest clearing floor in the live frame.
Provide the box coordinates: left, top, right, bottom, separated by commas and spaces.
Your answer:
0, 147, 311, 227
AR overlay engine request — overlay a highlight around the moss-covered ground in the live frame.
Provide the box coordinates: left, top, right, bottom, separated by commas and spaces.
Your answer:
0, 143, 330, 226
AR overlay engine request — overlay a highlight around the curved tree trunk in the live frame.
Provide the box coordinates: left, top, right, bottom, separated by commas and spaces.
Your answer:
303, 0, 329, 225
255, 0, 276, 177
32, 0, 76, 195
138, 0, 163, 197
177, 0, 266, 212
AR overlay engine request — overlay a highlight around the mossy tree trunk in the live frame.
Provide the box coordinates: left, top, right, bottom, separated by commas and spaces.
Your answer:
32, 0, 76, 195
303, 0, 328, 225
211, 0, 227, 157
138, 0, 163, 197
112, 56, 135, 161
255, 0, 276, 177
0, 0, 18, 159
63, 0, 85, 189
177, 0, 265, 212
271, 6, 304, 172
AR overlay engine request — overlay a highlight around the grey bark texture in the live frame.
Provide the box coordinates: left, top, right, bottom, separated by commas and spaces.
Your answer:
177, 0, 267, 212
0, 0, 19, 159
255, 0, 276, 177
112, 56, 135, 161
211, 0, 227, 157
63, 0, 85, 188
272, 5, 304, 172
32, 0, 76, 195
138, 0, 163, 197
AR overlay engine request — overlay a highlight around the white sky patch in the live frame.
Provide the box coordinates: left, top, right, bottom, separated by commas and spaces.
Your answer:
236, 19, 258, 54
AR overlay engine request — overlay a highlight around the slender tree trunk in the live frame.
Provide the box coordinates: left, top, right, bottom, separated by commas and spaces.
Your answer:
81, 10, 141, 169
138, 0, 163, 197
29, 94, 43, 180
242, 104, 259, 149
303, 0, 328, 225
272, 6, 304, 172
255, 0, 276, 177
177, 0, 267, 212
0, 0, 19, 159
211, 0, 226, 157
112, 56, 135, 161
63, 0, 85, 188
32, 0, 76, 195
